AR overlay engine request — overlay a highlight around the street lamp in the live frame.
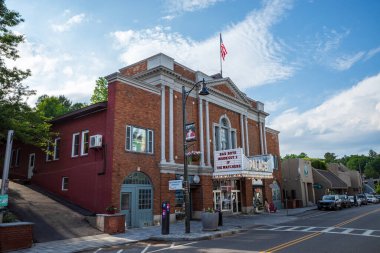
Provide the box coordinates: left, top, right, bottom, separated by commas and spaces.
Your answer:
182, 78, 209, 233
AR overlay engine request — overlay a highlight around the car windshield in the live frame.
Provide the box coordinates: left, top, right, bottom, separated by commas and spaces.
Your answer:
322, 196, 335, 200
348, 196, 353, 199
367, 195, 374, 198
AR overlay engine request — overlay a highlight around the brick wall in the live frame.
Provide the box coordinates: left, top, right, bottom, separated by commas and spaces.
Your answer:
119, 61, 147, 76
212, 84, 237, 98
174, 64, 195, 81
109, 80, 162, 214
0, 223, 33, 252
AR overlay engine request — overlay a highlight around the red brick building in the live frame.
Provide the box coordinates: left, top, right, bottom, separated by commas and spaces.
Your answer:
2, 53, 282, 228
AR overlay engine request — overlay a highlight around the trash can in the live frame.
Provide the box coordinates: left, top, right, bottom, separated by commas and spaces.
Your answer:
161, 201, 170, 235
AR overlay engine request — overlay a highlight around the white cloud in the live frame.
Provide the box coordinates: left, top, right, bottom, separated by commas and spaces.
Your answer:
332, 51, 365, 71
162, 15, 176, 21
166, 0, 223, 13
365, 46, 380, 61
51, 13, 86, 32
111, 0, 294, 88
264, 98, 286, 113
269, 73, 380, 157
9, 39, 107, 105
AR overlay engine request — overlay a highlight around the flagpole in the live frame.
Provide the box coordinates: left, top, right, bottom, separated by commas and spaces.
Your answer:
220, 33, 223, 77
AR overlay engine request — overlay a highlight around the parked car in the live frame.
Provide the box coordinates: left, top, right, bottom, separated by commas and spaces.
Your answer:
339, 195, 351, 208
318, 195, 342, 210
348, 195, 361, 206
357, 194, 368, 205
365, 194, 379, 204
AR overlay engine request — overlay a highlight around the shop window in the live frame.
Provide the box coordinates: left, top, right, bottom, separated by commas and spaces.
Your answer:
126, 125, 154, 154
214, 115, 237, 151
62, 177, 69, 191
72, 133, 80, 157
81, 130, 89, 156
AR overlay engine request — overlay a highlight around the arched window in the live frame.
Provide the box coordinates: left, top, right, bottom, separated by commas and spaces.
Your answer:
214, 115, 237, 151
122, 172, 151, 185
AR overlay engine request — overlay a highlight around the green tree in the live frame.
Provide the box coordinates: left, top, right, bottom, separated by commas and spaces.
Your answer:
346, 155, 370, 172
35, 95, 86, 118
0, 1, 51, 146
369, 149, 378, 158
324, 152, 337, 164
283, 153, 309, 160
311, 159, 327, 170
90, 77, 108, 104
375, 183, 380, 195
364, 157, 380, 178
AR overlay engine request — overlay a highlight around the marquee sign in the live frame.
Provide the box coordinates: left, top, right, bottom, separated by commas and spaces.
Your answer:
213, 148, 274, 179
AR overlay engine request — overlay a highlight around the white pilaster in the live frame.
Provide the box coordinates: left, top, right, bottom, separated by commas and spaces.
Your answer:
199, 97, 205, 166
259, 122, 264, 155
160, 84, 166, 163
206, 101, 211, 166
263, 121, 268, 154
169, 87, 174, 163
240, 114, 245, 154
245, 115, 249, 156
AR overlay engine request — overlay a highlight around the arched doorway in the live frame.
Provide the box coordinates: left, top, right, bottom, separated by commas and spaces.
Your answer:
120, 172, 153, 228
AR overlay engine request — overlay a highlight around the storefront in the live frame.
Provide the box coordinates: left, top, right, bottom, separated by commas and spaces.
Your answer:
212, 148, 274, 213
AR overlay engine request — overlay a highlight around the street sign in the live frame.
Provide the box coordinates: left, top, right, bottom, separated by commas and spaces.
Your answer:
169, 180, 183, 190
0, 194, 8, 207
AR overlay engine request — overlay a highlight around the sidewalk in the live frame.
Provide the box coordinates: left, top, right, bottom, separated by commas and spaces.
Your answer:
15, 206, 316, 253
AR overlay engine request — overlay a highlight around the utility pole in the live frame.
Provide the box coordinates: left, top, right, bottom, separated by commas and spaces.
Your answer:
1, 130, 14, 223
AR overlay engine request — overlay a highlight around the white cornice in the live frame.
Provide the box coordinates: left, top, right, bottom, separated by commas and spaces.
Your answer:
105, 72, 161, 95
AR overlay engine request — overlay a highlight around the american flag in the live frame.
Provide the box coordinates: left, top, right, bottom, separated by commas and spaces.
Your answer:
220, 33, 228, 61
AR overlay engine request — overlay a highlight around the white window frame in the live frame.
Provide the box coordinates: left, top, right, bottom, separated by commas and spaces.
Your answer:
213, 115, 237, 152
54, 138, 61, 160
61, 177, 69, 191
81, 130, 89, 156
46, 142, 53, 161
125, 125, 154, 154
72, 133, 80, 157
14, 148, 20, 167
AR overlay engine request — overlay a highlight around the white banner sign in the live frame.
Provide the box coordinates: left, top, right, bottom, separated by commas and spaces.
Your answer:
169, 180, 183, 190
214, 148, 243, 172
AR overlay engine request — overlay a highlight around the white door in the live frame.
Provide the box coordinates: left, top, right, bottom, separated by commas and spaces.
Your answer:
28, 153, 35, 179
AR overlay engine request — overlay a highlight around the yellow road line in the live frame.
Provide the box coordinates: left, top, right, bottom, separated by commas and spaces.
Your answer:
260, 207, 380, 252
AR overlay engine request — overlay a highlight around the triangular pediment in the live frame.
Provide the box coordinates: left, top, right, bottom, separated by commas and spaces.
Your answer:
208, 78, 250, 105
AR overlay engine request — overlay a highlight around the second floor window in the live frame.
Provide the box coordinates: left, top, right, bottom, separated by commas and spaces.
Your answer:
72, 133, 80, 157
81, 130, 89, 155
54, 138, 61, 160
214, 116, 237, 151
126, 126, 154, 154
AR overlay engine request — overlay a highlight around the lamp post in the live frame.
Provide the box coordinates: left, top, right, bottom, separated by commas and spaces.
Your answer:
182, 78, 209, 233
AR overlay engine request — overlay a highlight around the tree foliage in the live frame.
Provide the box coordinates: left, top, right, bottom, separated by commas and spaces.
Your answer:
283, 153, 309, 160
311, 159, 327, 170
35, 95, 86, 119
0, 1, 51, 147
324, 152, 337, 164
90, 77, 108, 104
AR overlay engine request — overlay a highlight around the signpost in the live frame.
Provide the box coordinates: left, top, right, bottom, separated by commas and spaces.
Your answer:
1, 130, 13, 223
0, 195, 8, 207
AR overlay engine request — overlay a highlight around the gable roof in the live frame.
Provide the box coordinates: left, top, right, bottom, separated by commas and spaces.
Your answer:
50, 102, 107, 123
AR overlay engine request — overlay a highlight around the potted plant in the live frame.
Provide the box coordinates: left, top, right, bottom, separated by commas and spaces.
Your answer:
186, 151, 201, 164
106, 205, 118, 214
201, 207, 219, 231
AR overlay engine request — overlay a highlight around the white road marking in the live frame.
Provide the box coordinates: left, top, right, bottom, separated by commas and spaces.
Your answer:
362, 230, 374, 236
269, 226, 288, 231
94, 248, 102, 253
341, 228, 354, 234
116, 250, 123, 253
285, 226, 300, 231
321, 227, 336, 233
147, 242, 198, 253
301, 227, 316, 232
141, 243, 151, 253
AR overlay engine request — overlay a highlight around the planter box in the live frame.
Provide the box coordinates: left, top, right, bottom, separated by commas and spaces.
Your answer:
0, 222, 34, 252
201, 212, 219, 231
96, 214, 125, 234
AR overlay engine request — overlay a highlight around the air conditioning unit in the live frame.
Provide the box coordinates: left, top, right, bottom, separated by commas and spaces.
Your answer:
89, 135, 102, 148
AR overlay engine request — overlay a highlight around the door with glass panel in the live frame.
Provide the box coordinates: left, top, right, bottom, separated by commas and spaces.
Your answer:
231, 190, 241, 213
120, 192, 132, 227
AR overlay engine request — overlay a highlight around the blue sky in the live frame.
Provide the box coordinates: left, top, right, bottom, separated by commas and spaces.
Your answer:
6, 0, 380, 158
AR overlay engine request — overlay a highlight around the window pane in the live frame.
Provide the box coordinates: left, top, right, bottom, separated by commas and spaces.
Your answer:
221, 128, 229, 150
148, 130, 153, 153
126, 126, 131, 150
15, 149, 20, 167
132, 128, 146, 152
82, 131, 89, 155
138, 189, 152, 209
231, 131, 236, 149
54, 139, 60, 160
73, 134, 80, 156
215, 126, 220, 151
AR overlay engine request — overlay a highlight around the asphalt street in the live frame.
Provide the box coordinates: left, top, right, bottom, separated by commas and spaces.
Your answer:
79, 204, 380, 253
